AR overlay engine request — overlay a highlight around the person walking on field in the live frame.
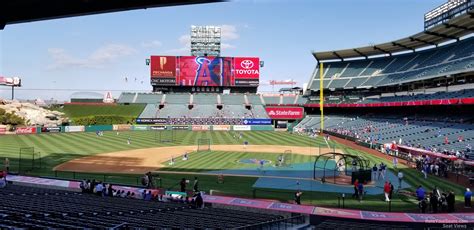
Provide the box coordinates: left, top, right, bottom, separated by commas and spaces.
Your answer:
4, 158, 9, 172
383, 181, 391, 202
294, 190, 302, 205
465, 188, 472, 208
397, 171, 404, 189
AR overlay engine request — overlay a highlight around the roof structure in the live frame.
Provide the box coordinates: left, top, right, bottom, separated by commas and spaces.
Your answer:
0, 0, 222, 30
312, 8, 474, 62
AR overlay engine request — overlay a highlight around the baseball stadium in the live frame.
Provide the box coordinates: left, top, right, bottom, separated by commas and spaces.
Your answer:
0, 0, 474, 229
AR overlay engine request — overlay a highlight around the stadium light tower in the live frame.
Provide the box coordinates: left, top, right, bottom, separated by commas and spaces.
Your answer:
190, 25, 221, 56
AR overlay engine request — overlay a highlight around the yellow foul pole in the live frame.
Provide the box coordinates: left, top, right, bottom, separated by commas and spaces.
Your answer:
319, 62, 324, 134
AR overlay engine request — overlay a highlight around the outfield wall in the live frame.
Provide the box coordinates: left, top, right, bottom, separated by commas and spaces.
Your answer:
9, 124, 274, 135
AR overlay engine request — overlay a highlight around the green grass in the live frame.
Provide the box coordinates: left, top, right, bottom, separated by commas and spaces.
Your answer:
58, 104, 146, 118
0, 130, 467, 211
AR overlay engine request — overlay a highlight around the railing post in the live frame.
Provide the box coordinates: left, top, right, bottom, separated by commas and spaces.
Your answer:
342, 193, 345, 208
338, 196, 341, 208
389, 200, 392, 212
252, 189, 256, 198
73, 171, 76, 179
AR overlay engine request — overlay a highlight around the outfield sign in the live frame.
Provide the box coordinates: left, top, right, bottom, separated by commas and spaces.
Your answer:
41, 127, 61, 133
265, 107, 304, 119
65, 126, 84, 133
113, 124, 131, 131
242, 119, 272, 125
132, 125, 149, 131
213, 125, 231, 131
171, 125, 189, 130
135, 118, 168, 124
16, 127, 37, 134
0, 125, 7, 134
192, 125, 210, 131
150, 125, 166, 130
233, 125, 251, 131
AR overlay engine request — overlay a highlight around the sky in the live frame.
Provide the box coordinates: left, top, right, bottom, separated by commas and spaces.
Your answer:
0, 0, 446, 101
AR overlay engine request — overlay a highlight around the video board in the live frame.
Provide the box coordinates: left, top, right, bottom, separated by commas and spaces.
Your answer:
150, 56, 259, 87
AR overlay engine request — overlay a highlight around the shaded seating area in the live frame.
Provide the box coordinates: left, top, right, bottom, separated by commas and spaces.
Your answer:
0, 184, 285, 229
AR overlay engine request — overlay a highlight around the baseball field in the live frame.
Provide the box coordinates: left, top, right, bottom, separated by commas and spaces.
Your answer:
0, 130, 466, 211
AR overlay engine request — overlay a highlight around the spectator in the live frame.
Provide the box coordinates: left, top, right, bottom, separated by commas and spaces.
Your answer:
107, 184, 114, 197
397, 171, 404, 189
193, 177, 199, 192
80, 179, 89, 193
94, 182, 104, 196
416, 186, 425, 201
0, 171, 6, 188
294, 190, 302, 205
419, 198, 428, 213
357, 182, 364, 202
465, 188, 472, 208
383, 181, 391, 202
430, 192, 438, 213
180, 178, 187, 192
146, 172, 154, 188
194, 192, 204, 209
352, 179, 359, 199
447, 191, 455, 213
144, 191, 152, 201
4, 158, 9, 172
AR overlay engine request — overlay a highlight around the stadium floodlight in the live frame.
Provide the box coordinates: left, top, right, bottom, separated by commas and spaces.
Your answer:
190, 25, 221, 56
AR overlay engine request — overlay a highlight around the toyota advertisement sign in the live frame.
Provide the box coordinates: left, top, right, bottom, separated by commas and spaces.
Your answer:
150, 56, 259, 87
265, 107, 304, 120
234, 57, 260, 86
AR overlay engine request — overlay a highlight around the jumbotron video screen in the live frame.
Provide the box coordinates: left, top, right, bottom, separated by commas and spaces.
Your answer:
150, 55, 260, 87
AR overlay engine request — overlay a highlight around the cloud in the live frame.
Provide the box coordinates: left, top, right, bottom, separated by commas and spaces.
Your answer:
47, 43, 136, 70
141, 40, 162, 48
221, 43, 236, 50
220, 25, 239, 41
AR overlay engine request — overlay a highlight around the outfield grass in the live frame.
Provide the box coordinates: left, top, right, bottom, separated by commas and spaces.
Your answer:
58, 104, 146, 118
0, 130, 467, 211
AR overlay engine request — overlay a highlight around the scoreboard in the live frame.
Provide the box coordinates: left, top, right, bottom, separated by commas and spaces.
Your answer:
150, 56, 259, 87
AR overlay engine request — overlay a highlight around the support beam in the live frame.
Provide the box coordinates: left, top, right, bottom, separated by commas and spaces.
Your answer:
353, 49, 368, 59
424, 31, 459, 41
443, 23, 474, 31
392, 42, 415, 52
332, 52, 344, 61
373, 46, 391, 56
409, 37, 436, 46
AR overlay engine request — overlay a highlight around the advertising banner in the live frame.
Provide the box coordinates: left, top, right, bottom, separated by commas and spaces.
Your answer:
265, 107, 304, 119
65, 126, 85, 133
233, 125, 251, 131
85, 125, 113, 132
178, 56, 233, 87
135, 118, 168, 124
213, 125, 231, 131
234, 57, 260, 86
170, 125, 189, 130
150, 56, 177, 85
0, 125, 7, 134
150, 125, 166, 130
41, 127, 61, 133
113, 124, 131, 131
192, 125, 210, 131
132, 125, 149, 131
242, 119, 272, 125
16, 127, 37, 134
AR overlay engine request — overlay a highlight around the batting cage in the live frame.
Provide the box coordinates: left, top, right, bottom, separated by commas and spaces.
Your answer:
156, 130, 175, 143
18, 147, 41, 174
197, 138, 211, 152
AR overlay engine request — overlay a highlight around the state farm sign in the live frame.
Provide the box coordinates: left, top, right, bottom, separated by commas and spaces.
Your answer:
234, 57, 260, 79
265, 107, 304, 119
